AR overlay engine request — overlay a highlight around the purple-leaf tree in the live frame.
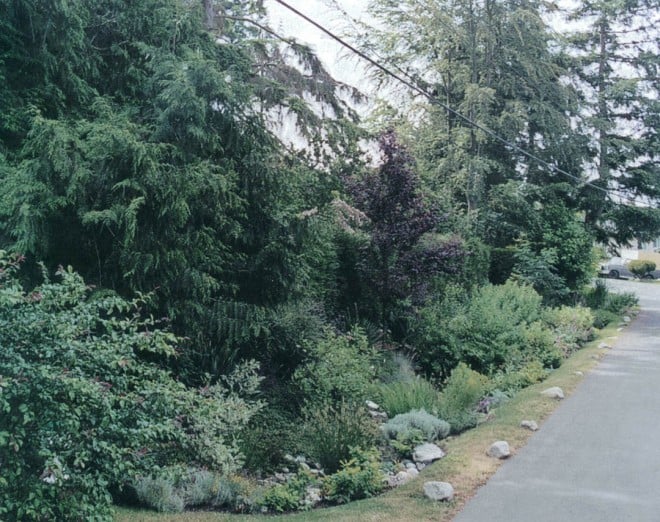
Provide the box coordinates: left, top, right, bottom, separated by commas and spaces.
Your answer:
347, 130, 465, 338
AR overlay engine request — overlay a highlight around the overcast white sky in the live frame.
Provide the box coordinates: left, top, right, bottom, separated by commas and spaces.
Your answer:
264, 0, 372, 89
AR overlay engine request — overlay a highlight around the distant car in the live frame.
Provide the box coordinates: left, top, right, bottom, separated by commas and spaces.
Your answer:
599, 257, 660, 279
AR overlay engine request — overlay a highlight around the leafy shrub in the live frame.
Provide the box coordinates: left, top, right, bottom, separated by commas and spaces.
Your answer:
323, 448, 384, 504
260, 484, 302, 513
381, 409, 450, 442
592, 309, 619, 328
494, 361, 548, 392
258, 472, 314, 513
0, 255, 262, 521
376, 377, 442, 417
603, 291, 638, 314
134, 477, 185, 513
629, 259, 656, 278
544, 306, 594, 356
298, 402, 379, 473
293, 327, 378, 406
583, 279, 608, 309
410, 284, 465, 380
437, 363, 490, 433
523, 320, 563, 368
238, 388, 300, 474
450, 281, 546, 375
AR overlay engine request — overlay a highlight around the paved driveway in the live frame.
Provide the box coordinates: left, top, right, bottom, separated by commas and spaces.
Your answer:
454, 280, 660, 522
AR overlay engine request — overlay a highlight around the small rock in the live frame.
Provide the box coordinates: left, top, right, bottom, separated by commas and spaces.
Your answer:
623, 316, 631, 323
574, 371, 584, 376
298, 462, 310, 472
487, 441, 510, 459
368, 410, 388, 420
599, 342, 612, 349
412, 443, 446, 464
617, 327, 624, 332
541, 386, 564, 399
520, 420, 538, 431
423, 481, 454, 502
416, 462, 426, 471
405, 462, 417, 471
388, 471, 414, 487
365, 400, 380, 410
407, 467, 419, 478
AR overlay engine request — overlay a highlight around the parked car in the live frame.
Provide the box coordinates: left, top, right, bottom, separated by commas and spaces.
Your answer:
599, 257, 660, 279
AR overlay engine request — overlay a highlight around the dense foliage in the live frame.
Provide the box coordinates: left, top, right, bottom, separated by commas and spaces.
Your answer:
0, 0, 652, 517
0, 254, 261, 521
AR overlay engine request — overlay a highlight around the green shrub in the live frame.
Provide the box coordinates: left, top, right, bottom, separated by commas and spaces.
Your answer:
523, 321, 563, 368
298, 402, 379, 473
410, 285, 465, 380
293, 327, 378, 406
238, 391, 300, 474
0, 255, 262, 521
259, 485, 302, 513
583, 279, 608, 309
592, 309, 619, 328
544, 306, 594, 356
629, 259, 656, 278
381, 409, 450, 442
376, 377, 442, 417
134, 477, 185, 513
258, 472, 313, 513
323, 448, 384, 504
451, 281, 546, 375
603, 291, 638, 314
494, 361, 548, 392
438, 363, 490, 433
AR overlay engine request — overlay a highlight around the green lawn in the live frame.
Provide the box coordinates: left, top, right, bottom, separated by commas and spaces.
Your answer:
115, 322, 625, 522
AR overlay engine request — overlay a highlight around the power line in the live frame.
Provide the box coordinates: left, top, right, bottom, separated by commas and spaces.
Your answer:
272, 0, 644, 207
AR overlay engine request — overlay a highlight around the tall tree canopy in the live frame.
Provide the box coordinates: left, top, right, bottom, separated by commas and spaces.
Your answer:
564, 0, 660, 246
0, 0, 362, 381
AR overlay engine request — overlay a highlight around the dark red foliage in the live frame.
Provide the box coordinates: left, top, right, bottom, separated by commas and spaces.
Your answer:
346, 130, 465, 324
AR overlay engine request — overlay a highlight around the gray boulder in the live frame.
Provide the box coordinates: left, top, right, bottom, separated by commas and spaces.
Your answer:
487, 440, 510, 459
406, 467, 419, 478
412, 443, 446, 464
423, 481, 454, 502
388, 471, 414, 488
541, 386, 564, 399
520, 420, 538, 431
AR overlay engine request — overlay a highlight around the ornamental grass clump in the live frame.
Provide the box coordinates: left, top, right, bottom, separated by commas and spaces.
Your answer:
376, 377, 442, 417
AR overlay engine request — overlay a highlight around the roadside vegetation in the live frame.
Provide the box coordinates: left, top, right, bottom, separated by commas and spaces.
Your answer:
0, 1, 656, 521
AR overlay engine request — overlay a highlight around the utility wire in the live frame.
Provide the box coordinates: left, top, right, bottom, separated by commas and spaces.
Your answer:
272, 0, 645, 207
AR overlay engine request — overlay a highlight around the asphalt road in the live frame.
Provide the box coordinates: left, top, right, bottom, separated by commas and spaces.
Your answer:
454, 279, 660, 522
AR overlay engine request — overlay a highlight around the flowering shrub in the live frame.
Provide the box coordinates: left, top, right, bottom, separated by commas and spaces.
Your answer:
0, 254, 262, 521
